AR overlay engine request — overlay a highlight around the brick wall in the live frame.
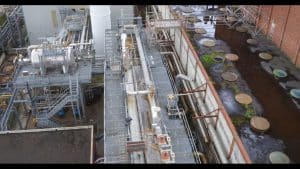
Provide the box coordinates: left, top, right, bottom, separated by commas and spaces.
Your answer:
257, 5, 300, 68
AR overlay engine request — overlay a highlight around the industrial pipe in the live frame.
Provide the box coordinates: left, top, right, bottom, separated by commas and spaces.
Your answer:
121, 33, 127, 58
126, 90, 151, 95
134, 29, 152, 87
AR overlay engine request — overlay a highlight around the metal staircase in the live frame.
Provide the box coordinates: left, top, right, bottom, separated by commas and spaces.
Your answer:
92, 54, 105, 73
37, 77, 80, 128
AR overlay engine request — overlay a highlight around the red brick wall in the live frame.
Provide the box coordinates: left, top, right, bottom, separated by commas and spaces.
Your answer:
257, 5, 300, 68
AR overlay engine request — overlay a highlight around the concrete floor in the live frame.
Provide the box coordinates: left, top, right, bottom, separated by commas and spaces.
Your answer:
0, 127, 93, 163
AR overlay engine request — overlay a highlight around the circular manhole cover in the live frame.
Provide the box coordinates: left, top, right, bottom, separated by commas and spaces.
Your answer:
250, 116, 270, 133
213, 56, 225, 63
235, 93, 253, 105
290, 89, 300, 99
221, 71, 238, 82
259, 52, 273, 60
225, 53, 239, 61
195, 28, 207, 34
236, 26, 248, 33
269, 151, 290, 164
246, 39, 258, 45
273, 69, 288, 78
201, 39, 216, 47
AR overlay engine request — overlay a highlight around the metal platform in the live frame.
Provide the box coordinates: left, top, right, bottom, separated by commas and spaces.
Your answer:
13, 61, 92, 88
146, 44, 196, 163
104, 68, 129, 163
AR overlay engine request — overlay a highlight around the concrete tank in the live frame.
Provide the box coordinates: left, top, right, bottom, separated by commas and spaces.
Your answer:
89, 5, 111, 55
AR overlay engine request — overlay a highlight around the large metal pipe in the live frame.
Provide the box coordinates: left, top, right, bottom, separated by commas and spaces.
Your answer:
168, 51, 209, 143
121, 33, 127, 58
126, 90, 151, 95
125, 69, 145, 163
134, 29, 152, 87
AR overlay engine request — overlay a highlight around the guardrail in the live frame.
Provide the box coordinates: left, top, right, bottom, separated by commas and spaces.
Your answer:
155, 5, 251, 163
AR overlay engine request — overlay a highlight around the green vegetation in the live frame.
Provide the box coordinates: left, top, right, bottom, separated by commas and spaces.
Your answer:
200, 52, 223, 68
231, 115, 247, 127
231, 83, 240, 94
231, 105, 256, 128
201, 54, 215, 68
0, 14, 7, 26
243, 105, 255, 120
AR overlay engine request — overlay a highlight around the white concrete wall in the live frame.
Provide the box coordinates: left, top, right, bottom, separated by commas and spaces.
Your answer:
22, 5, 89, 45
89, 5, 111, 56
22, 5, 61, 45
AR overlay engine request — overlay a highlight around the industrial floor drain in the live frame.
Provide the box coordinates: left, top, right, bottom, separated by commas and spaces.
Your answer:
246, 39, 258, 45
290, 89, 300, 99
273, 69, 288, 78
269, 151, 290, 164
259, 52, 273, 60
201, 39, 216, 47
225, 53, 239, 61
221, 71, 238, 82
250, 116, 270, 133
213, 56, 225, 63
235, 93, 253, 105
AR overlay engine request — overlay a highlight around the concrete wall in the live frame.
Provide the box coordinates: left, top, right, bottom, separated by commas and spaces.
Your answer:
22, 5, 133, 55
257, 5, 300, 67
22, 5, 89, 45
90, 5, 111, 56
22, 5, 62, 45
158, 5, 251, 163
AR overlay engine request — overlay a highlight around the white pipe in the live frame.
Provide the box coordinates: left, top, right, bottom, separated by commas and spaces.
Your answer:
134, 28, 151, 87
125, 64, 145, 164
126, 90, 151, 95
69, 42, 92, 47
80, 22, 86, 50
121, 33, 127, 58
175, 74, 192, 82
168, 51, 209, 143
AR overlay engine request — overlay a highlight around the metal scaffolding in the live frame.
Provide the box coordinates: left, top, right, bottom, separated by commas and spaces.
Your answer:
0, 7, 95, 131
0, 6, 26, 50
222, 5, 270, 38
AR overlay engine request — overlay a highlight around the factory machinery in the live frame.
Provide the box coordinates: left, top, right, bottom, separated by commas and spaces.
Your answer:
0, 7, 97, 131
104, 5, 252, 164
103, 14, 201, 163
0, 5, 254, 164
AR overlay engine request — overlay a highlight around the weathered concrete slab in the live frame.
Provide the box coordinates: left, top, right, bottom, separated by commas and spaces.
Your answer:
0, 126, 93, 163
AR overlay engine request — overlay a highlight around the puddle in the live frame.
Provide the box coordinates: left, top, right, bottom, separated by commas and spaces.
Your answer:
174, 5, 300, 163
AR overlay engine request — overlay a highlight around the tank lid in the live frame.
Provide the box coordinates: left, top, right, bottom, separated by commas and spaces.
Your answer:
269, 151, 290, 164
